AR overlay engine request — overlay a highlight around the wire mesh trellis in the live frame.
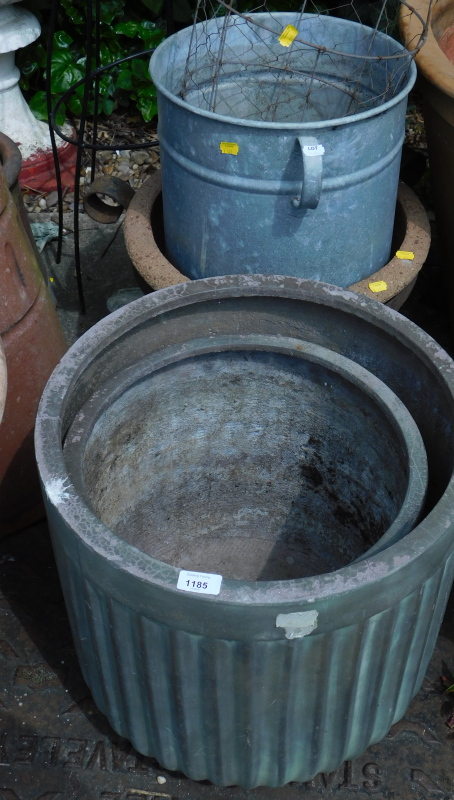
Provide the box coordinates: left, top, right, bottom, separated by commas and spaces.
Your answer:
47, 0, 173, 313
177, 0, 431, 124
46, 0, 431, 311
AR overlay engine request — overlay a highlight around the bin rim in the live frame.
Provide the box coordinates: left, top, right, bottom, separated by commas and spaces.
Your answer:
149, 12, 417, 132
35, 275, 454, 610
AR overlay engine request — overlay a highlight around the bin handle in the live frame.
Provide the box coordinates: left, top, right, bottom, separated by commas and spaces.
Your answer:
292, 137, 324, 210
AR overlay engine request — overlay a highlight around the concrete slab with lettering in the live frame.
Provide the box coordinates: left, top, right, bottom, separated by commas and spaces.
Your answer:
0, 523, 453, 800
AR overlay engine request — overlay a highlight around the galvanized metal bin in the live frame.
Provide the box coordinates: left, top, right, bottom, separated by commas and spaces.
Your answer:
35, 277, 454, 788
149, 13, 416, 285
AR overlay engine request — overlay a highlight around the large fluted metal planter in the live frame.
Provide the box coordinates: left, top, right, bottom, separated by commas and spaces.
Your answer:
35, 277, 454, 788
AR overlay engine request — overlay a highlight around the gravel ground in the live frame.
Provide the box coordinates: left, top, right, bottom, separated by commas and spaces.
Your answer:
22, 115, 161, 215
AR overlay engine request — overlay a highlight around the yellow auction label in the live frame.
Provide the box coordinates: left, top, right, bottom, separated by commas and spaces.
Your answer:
368, 281, 388, 293
278, 24, 298, 46
220, 141, 239, 155
396, 250, 415, 260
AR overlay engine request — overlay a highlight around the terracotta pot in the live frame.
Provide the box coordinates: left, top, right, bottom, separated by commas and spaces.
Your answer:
0, 131, 48, 279
0, 134, 67, 535
400, 0, 454, 308
124, 173, 430, 310
0, 339, 6, 425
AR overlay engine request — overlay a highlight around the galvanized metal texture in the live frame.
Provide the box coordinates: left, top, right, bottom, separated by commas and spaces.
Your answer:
35, 276, 454, 787
150, 14, 416, 286
123, 174, 431, 307
1, 522, 454, 799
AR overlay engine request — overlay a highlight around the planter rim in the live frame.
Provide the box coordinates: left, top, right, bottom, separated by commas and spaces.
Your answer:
35, 275, 454, 610
399, 0, 454, 99
124, 175, 431, 301
150, 12, 417, 132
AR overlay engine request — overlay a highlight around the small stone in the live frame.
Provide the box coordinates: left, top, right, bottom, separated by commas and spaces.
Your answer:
38, 197, 47, 209
131, 151, 148, 166
46, 191, 59, 208
117, 161, 131, 175
132, 163, 139, 171
146, 151, 159, 165
157, 776, 166, 785
79, 177, 85, 186
119, 150, 130, 158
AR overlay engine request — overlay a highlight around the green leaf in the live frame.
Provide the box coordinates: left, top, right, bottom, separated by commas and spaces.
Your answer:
116, 68, 133, 91
68, 87, 95, 116
68, 90, 82, 116
29, 90, 47, 121
29, 91, 66, 127
99, 43, 114, 67
51, 50, 84, 92
99, 0, 126, 24
102, 96, 115, 115
60, 0, 84, 25
20, 60, 39, 77
98, 73, 115, 97
131, 58, 148, 81
136, 84, 157, 98
115, 20, 165, 48
135, 93, 158, 122
53, 30, 73, 49
114, 21, 142, 38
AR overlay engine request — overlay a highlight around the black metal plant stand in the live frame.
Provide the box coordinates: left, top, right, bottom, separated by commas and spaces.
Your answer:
46, 0, 174, 313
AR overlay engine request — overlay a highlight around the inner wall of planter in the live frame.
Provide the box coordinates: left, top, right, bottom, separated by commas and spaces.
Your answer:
70, 350, 410, 581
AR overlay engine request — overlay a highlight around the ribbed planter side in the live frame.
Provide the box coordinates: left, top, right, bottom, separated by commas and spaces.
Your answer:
36, 277, 454, 789
50, 529, 454, 788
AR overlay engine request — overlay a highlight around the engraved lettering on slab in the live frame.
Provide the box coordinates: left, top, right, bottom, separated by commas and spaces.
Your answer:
85, 741, 108, 771
386, 720, 439, 744
39, 737, 62, 766
62, 738, 87, 768
13, 735, 39, 764
0, 731, 157, 775
319, 770, 340, 789
362, 763, 382, 793
338, 761, 359, 791
411, 769, 447, 797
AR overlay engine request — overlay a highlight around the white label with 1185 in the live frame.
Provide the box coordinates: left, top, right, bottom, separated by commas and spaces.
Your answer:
177, 570, 223, 595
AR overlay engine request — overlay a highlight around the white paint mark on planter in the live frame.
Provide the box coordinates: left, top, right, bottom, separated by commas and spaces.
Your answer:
276, 610, 318, 639
45, 477, 71, 505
